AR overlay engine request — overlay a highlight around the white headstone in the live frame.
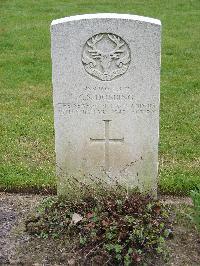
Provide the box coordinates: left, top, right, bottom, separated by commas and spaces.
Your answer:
51, 13, 161, 195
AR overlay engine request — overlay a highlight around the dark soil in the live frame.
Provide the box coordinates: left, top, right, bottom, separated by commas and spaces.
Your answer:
0, 193, 199, 265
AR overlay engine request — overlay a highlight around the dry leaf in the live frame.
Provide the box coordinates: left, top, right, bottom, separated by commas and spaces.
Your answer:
71, 213, 83, 224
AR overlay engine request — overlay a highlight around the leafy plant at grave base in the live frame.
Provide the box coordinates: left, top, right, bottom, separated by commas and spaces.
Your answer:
190, 185, 200, 231
25, 177, 172, 265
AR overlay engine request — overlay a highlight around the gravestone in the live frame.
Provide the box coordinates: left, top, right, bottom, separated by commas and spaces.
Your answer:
51, 13, 161, 195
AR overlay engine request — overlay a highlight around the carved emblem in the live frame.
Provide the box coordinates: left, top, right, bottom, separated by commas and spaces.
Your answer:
82, 33, 131, 81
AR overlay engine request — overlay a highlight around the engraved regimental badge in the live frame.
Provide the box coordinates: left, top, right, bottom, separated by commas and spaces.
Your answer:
82, 33, 131, 81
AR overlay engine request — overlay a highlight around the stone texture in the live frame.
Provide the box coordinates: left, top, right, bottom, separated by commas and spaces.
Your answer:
51, 13, 161, 195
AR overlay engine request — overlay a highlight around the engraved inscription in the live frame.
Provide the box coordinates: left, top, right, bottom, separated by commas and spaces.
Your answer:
90, 120, 124, 171
55, 86, 157, 116
56, 102, 156, 115
82, 33, 131, 81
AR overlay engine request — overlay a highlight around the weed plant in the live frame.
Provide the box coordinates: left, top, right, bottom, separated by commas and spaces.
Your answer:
190, 185, 200, 231
26, 177, 172, 265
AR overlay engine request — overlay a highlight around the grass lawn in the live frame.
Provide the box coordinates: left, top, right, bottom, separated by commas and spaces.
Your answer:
0, 0, 199, 195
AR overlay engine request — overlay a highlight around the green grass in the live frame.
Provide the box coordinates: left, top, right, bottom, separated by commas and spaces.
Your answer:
0, 0, 199, 195
190, 186, 200, 230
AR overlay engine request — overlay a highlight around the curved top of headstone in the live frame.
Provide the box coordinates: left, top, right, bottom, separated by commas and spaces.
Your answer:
51, 13, 161, 26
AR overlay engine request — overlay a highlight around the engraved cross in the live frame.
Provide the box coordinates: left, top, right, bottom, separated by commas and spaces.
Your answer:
90, 120, 124, 171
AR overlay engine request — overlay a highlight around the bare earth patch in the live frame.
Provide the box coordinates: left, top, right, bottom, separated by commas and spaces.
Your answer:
0, 193, 199, 265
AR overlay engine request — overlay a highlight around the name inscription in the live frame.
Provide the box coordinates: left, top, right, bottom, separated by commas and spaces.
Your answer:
56, 86, 158, 116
